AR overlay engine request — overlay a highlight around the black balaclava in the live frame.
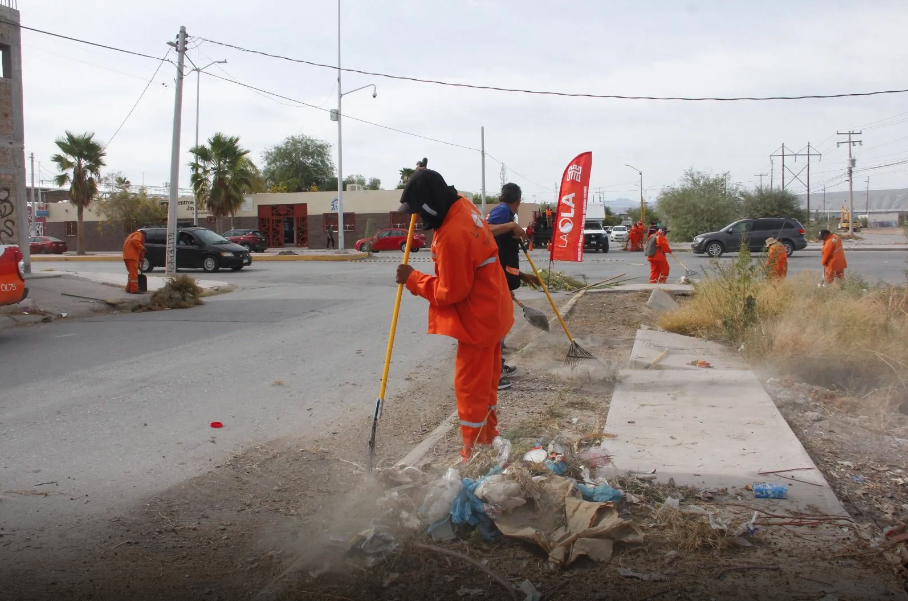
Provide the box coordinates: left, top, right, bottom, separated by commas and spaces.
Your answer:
398, 169, 459, 231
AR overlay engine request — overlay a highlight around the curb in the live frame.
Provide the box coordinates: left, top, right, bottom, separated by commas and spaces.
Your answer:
32, 252, 370, 263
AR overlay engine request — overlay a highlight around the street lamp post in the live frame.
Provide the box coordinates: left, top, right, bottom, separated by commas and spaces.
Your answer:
625, 164, 644, 223
186, 57, 227, 226
335, 0, 376, 251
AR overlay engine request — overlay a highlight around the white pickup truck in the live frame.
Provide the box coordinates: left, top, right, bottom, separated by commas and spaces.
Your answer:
582, 220, 609, 253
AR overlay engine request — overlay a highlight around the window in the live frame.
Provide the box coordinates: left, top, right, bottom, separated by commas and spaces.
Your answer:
377, 230, 391, 238
224, 230, 237, 237
64, 221, 77, 237
751, 220, 782, 231
323, 213, 355, 232
390, 211, 423, 230
0, 44, 10, 80
144, 229, 166, 244
729, 221, 751, 234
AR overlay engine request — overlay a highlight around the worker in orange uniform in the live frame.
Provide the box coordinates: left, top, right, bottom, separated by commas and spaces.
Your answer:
395, 169, 514, 460
647, 226, 672, 283
122, 230, 145, 294
819, 229, 847, 283
764, 237, 788, 280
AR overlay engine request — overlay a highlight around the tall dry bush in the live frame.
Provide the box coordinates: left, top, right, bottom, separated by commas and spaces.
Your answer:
659, 253, 908, 404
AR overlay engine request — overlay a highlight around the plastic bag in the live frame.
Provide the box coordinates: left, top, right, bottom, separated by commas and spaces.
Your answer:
451, 476, 499, 540
419, 468, 463, 523
576, 481, 623, 503
492, 436, 512, 466
474, 475, 527, 511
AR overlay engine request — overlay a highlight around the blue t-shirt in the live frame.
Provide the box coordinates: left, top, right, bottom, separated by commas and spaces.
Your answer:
486, 203, 520, 290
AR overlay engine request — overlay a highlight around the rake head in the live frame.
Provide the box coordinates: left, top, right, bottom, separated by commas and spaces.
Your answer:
566, 341, 595, 366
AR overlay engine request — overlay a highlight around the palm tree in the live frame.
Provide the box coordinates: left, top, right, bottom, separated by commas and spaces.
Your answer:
189, 133, 261, 229
51, 131, 106, 255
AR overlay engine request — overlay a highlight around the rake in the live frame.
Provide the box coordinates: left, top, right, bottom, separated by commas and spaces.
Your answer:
518, 240, 594, 364
368, 213, 418, 472
671, 253, 698, 277
513, 298, 550, 331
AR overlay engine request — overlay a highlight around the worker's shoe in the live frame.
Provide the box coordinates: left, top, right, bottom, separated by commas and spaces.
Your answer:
497, 378, 513, 391
502, 364, 518, 376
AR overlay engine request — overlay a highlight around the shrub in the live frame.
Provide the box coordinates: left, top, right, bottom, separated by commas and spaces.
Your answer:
146, 274, 204, 310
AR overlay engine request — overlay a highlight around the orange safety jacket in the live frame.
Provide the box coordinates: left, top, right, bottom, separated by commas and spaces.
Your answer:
123, 231, 145, 261
406, 196, 514, 347
766, 243, 788, 278
821, 234, 847, 272
648, 232, 671, 261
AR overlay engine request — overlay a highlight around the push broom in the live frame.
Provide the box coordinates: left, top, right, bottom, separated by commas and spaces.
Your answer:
518, 240, 594, 365
368, 214, 418, 472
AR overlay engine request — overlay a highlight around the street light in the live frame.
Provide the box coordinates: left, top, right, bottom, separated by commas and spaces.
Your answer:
334, 0, 377, 251
186, 56, 227, 226
625, 164, 645, 222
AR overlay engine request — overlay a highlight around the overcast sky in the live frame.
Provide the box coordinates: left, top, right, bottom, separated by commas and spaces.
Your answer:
20, 0, 908, 206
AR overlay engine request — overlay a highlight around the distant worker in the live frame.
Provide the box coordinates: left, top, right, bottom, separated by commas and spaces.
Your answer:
627, 221, 643, 251
122, 230, 145, 294
645, 226, 672, 283
525, 222, 535, 251
764, 237, 788, 280
486, 183, 541, 391
647, 220, 658, 237
819, 229, 847, 283
395, 169, 513, 460
326, 227, 336, 249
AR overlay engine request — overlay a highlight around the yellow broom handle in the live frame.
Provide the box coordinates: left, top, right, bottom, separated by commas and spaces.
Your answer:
520, 244, 575, 343
379, 214, 418, 401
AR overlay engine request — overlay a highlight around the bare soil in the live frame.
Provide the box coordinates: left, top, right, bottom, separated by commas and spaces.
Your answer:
4, 291, 908, 601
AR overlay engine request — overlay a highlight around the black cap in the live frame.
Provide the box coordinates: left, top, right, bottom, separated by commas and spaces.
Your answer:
819, 229, 831, 239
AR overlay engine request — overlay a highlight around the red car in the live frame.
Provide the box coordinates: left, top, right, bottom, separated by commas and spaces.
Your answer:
29, 236, 67, 254
222, 229, 268, 252
355, 228, 428, 253
0, 245, 27, 306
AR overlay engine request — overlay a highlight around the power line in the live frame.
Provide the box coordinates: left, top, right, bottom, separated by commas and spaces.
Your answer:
484, 153, 549, 190
199, 36, 908, 102
105, 50, 172, 149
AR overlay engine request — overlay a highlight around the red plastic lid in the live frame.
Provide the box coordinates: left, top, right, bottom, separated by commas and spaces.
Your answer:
210, 421, 223, 428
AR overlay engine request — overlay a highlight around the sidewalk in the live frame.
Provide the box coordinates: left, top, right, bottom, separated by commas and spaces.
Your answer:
40, 270, 231, 292
31, 249, 369, 262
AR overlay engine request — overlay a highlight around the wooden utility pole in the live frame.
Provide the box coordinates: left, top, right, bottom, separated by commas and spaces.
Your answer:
837, 130, 862, 235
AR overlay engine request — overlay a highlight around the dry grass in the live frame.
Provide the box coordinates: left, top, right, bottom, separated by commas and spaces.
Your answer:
523, 269, 587, 291
146, 274, 204, 310
659, 250, 908, 410
652, 505, 732, 551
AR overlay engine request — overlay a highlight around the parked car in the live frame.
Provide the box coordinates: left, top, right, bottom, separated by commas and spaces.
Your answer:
582, 220, 609, 253
0, 244, 27, 307
223, 229, 268, 252
691, 217, 807, 258
355, 228, 428, 253
609, 225, 629, 244
139, 226, 252, 273
29, 236, 67, 254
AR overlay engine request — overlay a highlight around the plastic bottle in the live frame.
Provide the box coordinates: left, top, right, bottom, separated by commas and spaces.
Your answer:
752, 482, 787, 499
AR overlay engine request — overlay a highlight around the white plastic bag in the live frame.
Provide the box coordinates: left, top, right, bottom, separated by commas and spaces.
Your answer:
419, 468, 463, 523
474, 474, 527, 511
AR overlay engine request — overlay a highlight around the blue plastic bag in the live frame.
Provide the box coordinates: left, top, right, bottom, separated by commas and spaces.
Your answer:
576, 481, 623, 503
544, 459, 568, 475
450, 475, 499, 540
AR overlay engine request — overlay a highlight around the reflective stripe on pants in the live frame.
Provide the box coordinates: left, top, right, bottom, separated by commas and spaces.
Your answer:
648, 258, 669, 284
455, 341, 501, 459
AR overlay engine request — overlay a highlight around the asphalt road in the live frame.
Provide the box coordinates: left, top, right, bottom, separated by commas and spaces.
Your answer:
2, 246, 905, 545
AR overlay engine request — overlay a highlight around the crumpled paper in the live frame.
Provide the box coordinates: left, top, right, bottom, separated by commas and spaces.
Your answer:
492, 477, 643, 566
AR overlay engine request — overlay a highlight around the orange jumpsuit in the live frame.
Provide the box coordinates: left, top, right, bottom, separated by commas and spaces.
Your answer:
406, 196, 514, 459
766, 243, 788, 279
648, 232, 671, 283
821, 233, 847, 283
122, 231, 145, 293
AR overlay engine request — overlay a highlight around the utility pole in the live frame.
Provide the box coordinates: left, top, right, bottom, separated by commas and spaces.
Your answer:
770, 143, 820, 219
499, 162, 506, 190
865, 176, 870, 223
480, 126, 486, 216
837, 130, 862, 236
823, 185, 827, 228
336, 0, 345, 250
165, 26, 188, 276
28, 152, 34, 237
754, 173, 767, 191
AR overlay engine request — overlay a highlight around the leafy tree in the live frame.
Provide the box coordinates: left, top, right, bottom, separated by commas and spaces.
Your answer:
95, 173, 166, 235
471, 193, 500, 205
740, 188, 806, 222
51, 131, 106, 255
656, 170, 740, 241
626, 205, 661, 225
367, 177, 381, 190
397, 167, 415, 188
190, 133, 262, 229
262, 134, 335, 192
344, 174, 366, 188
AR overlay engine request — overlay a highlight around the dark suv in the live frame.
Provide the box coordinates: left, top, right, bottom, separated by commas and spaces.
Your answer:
139, 226, 252, 273
223, 229, 268, 252
691, 217, 807, 258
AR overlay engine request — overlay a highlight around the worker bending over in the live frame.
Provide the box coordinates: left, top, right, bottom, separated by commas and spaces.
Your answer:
395, 169, 513, 460
646, 226, 672, 283
122, 230, 145, 294
819, 229, 847, 283
764, 237, 788, 280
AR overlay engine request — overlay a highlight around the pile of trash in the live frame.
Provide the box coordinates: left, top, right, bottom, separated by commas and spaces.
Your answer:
372, 436, 642, 567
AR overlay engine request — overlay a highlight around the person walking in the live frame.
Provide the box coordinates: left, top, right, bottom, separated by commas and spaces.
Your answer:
765, 237, 788, 280
646, 226, 672, 283
486, 183, 541, 390
122, 229, 145, 294
819, 229, 847, 283
326, 227, 336, 249
395, 169, 513, 460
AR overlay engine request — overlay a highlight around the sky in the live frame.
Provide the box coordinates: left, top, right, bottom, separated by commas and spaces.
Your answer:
19, 0, 908, 208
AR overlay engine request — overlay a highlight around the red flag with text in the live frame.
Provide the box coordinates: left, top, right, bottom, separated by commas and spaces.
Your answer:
550, 152, 592, 263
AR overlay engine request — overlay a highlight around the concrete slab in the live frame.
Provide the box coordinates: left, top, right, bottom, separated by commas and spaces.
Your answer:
42, 270, 230, 291
645, 289, 679, 314
629, 328, 747, 371
601, 369, 845, 515
587, 283, 693, 294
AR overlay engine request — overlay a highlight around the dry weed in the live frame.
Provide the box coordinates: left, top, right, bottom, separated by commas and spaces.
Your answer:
146, 274, 204, 310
